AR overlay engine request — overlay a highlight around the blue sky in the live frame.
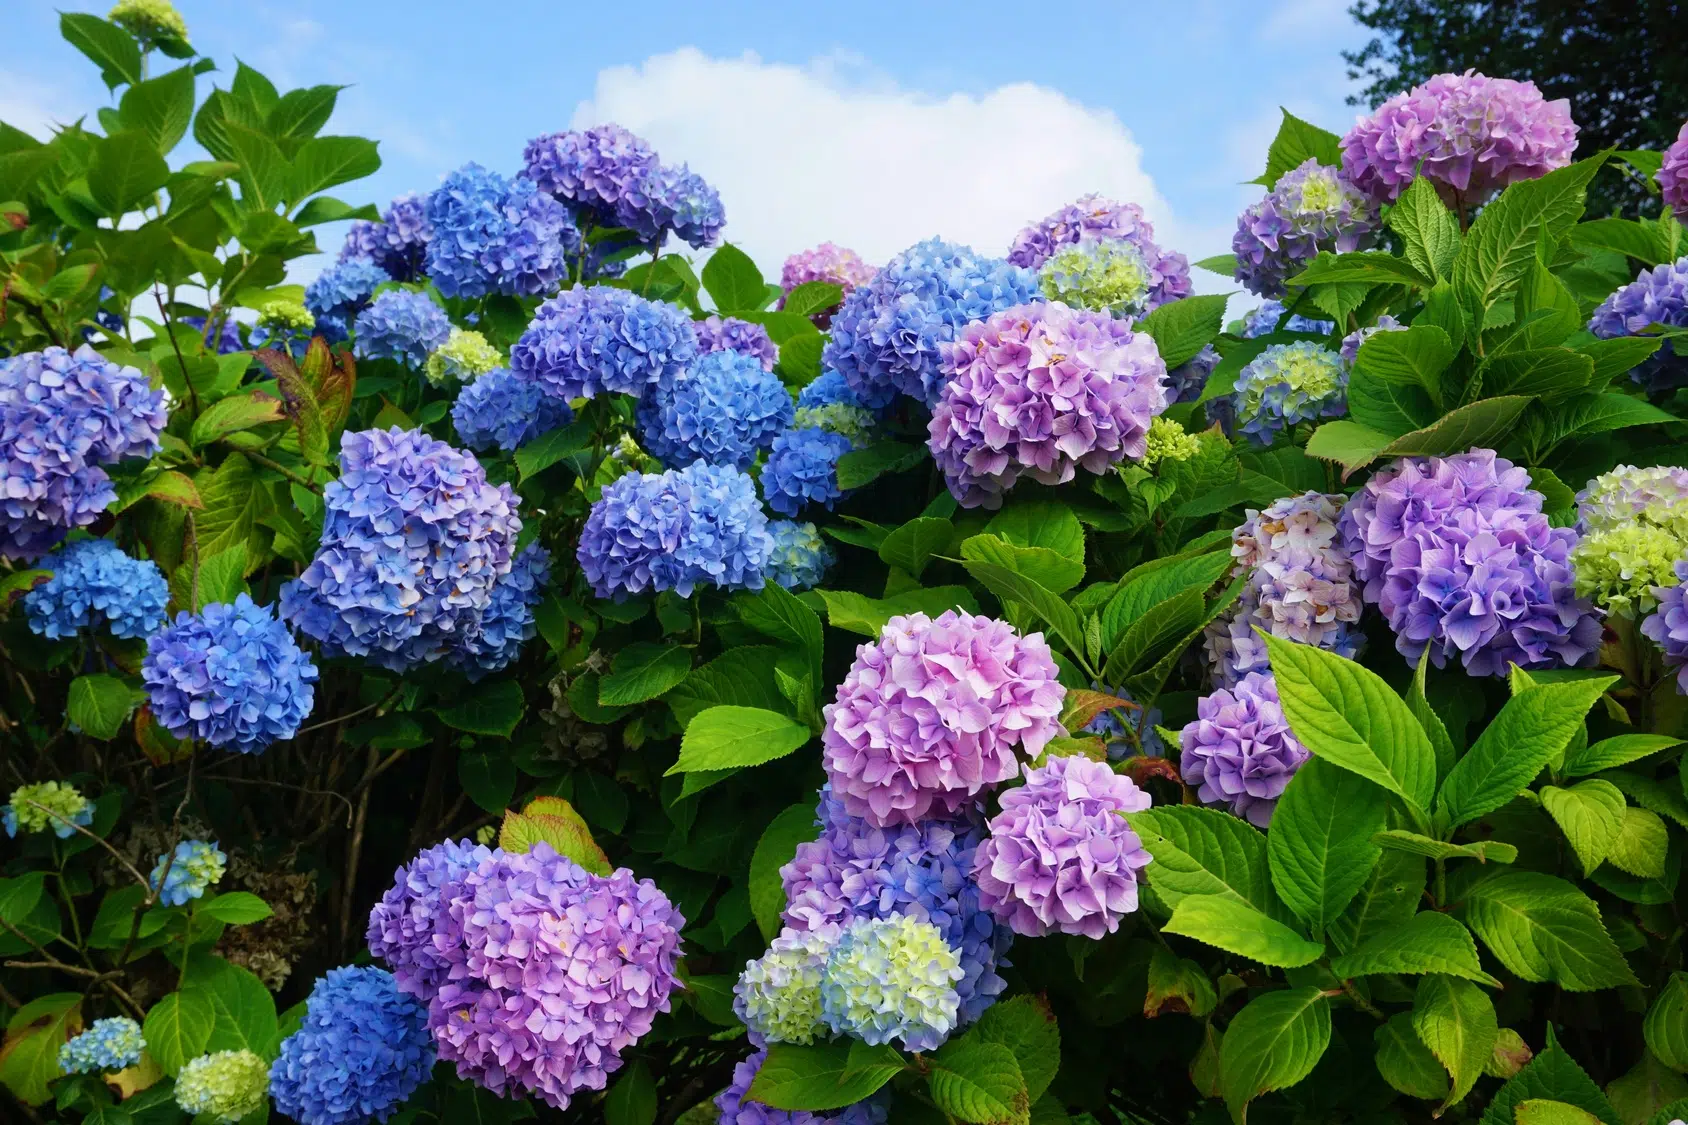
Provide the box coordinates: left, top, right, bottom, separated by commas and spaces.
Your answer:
2, 0, 1375, 284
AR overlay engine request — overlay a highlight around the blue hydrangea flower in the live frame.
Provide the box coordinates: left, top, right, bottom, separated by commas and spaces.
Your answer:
149, 839, 226, 907
819, 914, 962, 1051
1241, 299, 1334, 338
305, 259, 391, 345
1231, 341, 1348, 443
1588, 257, 1688, 394
766, 521, 834, 591
353, 290, 453, 368
761, 428, 854, 517
451, 368, 574, 453
636, 350, 794, 469
269, 965, 436, 1125
824, 239, 1040, 408
59, 1018, 145, 1074
340, 193, 434, 282
142, 595, 318, 754
180, 315, 244, 356
1083, 688, 1165, 760
3, 781, 93, 838
521, 126, 725, 249
797, 370, 867, 411
1167, 344, 1219, 405
695, 315, 777, 370
281, 428, 521, 672
578, 461, 772, 599
651, 163, 726, 248
424, 163, 579, 299
510, 286, 697, 401
25, 539, 167, 640
448, 544, 551, 680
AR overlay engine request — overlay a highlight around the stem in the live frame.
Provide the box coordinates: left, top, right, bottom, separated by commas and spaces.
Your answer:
185, 512, 201, 612
237, 448, 323, 493
154, 281, 199, 416
20, 800, 150, 889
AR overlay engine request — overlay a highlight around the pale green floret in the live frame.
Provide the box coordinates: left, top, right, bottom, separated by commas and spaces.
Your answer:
1142, 417, 1202, 467
5, 781, 91, 836
1570, 524, 1686, 616
820, 913, 962, 1049
1287, 167, 1347, 213
1236, 341, 1345, 421
257, 299, 314, 333
174, 1049, 269, 1124
794, 403, 875, 445
424, 328, 503, 386
1038, 241, 1152, 316
736, 929, 832, 1045
108, 0, 188, 44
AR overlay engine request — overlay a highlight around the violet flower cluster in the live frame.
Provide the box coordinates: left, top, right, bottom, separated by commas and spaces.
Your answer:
451, 368, 574, 453
1339, 449, 1601, 676
305, 259, 390, 344
1166, 344, 1219, 405
352, 290, 452, 368
636, 349, 793, 469
25, 538, 167, 640
1587, 257, 1688, 395
340, 193, 433, 282
1233, 158, 1380, 298
695, 314, 777, 371
1340, 314, 1405, 365
761, 426, 856, 517
928, 302, 1168, 509
1006, 194, 1191, 311
424, 164, 579, 299
1241, 300, 1333, 338
1642, 560, 1688, 694
521, 124, 724, 248
781, 243, 878, 327
1178, 672, 1309, 827
511, 286, 697, 401
1663, 121, 1688, 224
367, 838, 494, 999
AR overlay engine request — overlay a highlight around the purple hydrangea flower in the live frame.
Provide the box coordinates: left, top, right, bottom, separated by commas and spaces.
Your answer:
695, 315, 778, 371
1588, 257, 1688, 394
448, 543, 550, 680
521, 126, 725, 249
761, 426, 854, 518
1233, 159, 1381, 298
340, 193, 434, 282
1242, 300, 1335, 338
1179, 672, 1309, 827
1007, 194, 1192, 309
972, 754, 1153, 938
1166, 344, 1219, 405
424, 164, 579, 299
367, 838, 494, 999
1663, 121, 1688, 223
929, 302, 1168, 509
511, 286, 697, 401
25, 538, 167, 640
1339, 449, 1601, 676
1642, 560, 1688, 692
0, 345, 167, 560
1341, 71, 1578, 206
451, 367, 575, 453
352, 290, 452, 368
1340, 314, 1406, 365
1231, 342, 1348, 444
780, 244, 877, 327
715, 1050, 886, 1125
578, 460, 772, 599
280, 428, 521, 672
305, 259, 390, 345
822, 611, 1065, 827
636, 349, 793, 469
823, 239, 1040, 409
142, 595, 318, 754
646, 162, 725, 248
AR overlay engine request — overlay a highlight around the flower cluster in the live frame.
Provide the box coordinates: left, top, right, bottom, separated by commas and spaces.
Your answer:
578, 461, 772, 598
1083, 689, 1165, 759
1241, 300, 1333, 338
1141, 417, 1202, 468
451, 367, 574, 453
511, 286, 697, 401
1037, 239, 1154, 316
58, 1017, 144, 1074
281, 428, 521, 672
1339, 450, 1601, 675
1205, 493, 1363, 687
1664, 122, 1688, 223
25, 539, 167, 640
798, 370, 870, 412
150, 839, 227, 906
820, 914, 963, 1051
1577, 464, 1688, 538
822, 610, 1064, 826
714, 1050, 887, 1125
521, 124, 725, 248
1642, 560, 1688, 693
175, 1050, 270, 1124
973, 755, 1154, 938
781, 243, 877, 326
305, 259, 390, 344
448, 543, 551, 680
1006, 194, 1191, 311
109, 0, 187, 44
0, 345, 167, 560
424, 164, 578, 299
824, 239, 1040, 408
735, 926, 835, 1045
250, 298, 315, 355
2, 781, 92, 838
929, 302, 1168, 508
636, 349, 794, 469
269, 966, 435, 1125
1588, 257, 1688, 395
1233, 159, 1380, 297
367, 838, 494, 998
1341, 71, 1577, 205
1572, 464, 1688, 616
767, 520, 835, 590
695, 314, 778, 370
1231, 341, 1348, 443
340, 193, 433, 282
1179, 672, 1309, 826
1166, 343, 1219, 404
143, 595, 318, 753
424, 327, 502, 386
761, 427, 855, 517
353, 290, 453, 367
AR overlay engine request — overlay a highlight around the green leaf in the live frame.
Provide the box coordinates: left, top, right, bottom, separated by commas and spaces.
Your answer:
1461, 871, 1639, 990
814, 586, 978, 638
1129, 805, 1277, 915
1304, 419, 1395, 476
195, 543, 249, 608
1329, 911, 1500, 986
1144, 944, 1218, 1019
1389, 174, 1461, 282
1414, 974, 1499, 1110
1565, 735, 1681, 778
929, 1040, 1030, 1125
290, 135, 381, 204
669, 705, 811, 774
1481, 349, 1594, 400
1574, 338, 1665, 390
1, 994, 81, 1106
1518, 1102, 1608, 1125
879, 517, 954, 579
835, 440, 924, 489
972, 996, 1061, 1104
605, 1060, 657, 1125
1288, 250, 1432, 288
702, 244, 766, 313
499, 797, 610, 874
1608, 807, 1669, 879
1540, 780, 1628, 875
1645, 972, 1688, 1074
1453, 155, 1607, 315
293, 195, 380, 227
183, 954, 279, 1058
1373, 830, 1518, 865
67, 673, 135, 740
457, 750, 516, 814
269, 85, 344, 140
1410, 649, 1459, 781
1374, 1011, 1452, 1100
1384, 395, 1537, 458
1483, 1030, 1622, 1125
1329, 849, 1426, 954
667, 646, 792, 726
120, 66, 196, 153
1101, 549, 1233, 650
514, 416, 591, 481
961, 533, 1085, 594
0, 873, 46, 927
61, 14, 142, 89
735, 583, 824, 688
1219, 987, 1331, 1124
1554, 392, 1681, 441
599, 643, 692, 706
190, 389, 285, 446
436, 679, 525, 736
1570, 217, 1671, 265
1437, 676, 1618, 829
89, 131, 171, 214
1263, 632, 1437, 818
1353, 324, 1454, 402
220, 119, 290, 212
1136, 294, 1231, 369
750, 804, 816, 941
986, 501, 1085, 560
1267, 758, 1386, 934
143, 988, 216, 1075
197, 892, 273, 925
959, 541, 1085, 657
1255, 110, 1342, 188
1102, 587, 1206, 685
1196, 254, 1239, 276
748, 1041, 905, 1112
782, 281, 844, 317
1163, 896, 1324, 968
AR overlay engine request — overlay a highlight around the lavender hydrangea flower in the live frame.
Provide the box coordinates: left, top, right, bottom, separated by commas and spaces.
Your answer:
695, 315, 778, 371
715, 1050, 887, 1125
269, 966, 435, 1125
280, 428, 521, 672
1241, 300, 1334, 338
823, 239, 1040, 409
511, 286, 697, 401
425, 844, 683, 1109
305, 259, 390, 344
647, 162, 726, 248
424, 164, 578, 299
1007, 194, 1192, 311
761, 427, 855, 517
1233, 159, 1381, 298
1642, 560, 1688, 692
781, 244, 877, 327
451, 368, 574, 453
766, 521, 834, 590
340, 193, 434, 282
930, 302, 1168, 508
353, 290, 452, 367
0, 345, 167, 560
820, 914, 962, 1051
1204, 493, 1364, 687
973, 755, 1153, 938
448, 543, 550, 680
578, 461, 772, 599
25, 539, 167, 640
1663, 121, 1688, 223
367, 838, 494, 998
59, 1018, 144, 1074
1588, 258, 1688, 394
142, 596, 317, 754
1339, 449, 1601, 676
1166, 344, 1219, 404
1179, 672, 1309, 826
521, 126, 725, 248
1341, 71, 1578, 206
822, 611, 1064, 826
1232, 342, 1348, 444
636, 349, 794, 469
1340, 314, 1406, 365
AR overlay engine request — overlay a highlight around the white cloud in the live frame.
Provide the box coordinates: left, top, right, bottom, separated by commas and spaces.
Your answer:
0, 69, 81, 140
572, 49, 1211, 277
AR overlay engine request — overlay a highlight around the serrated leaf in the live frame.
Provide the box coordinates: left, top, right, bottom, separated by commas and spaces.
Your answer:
182, 954, 278, 1058
1389, 175, 1461, 282
930, 1040, 1030, 1125
1565, 735, 1681, 778
1373, 830, 1518, 865
748, 1041, 904, 1112
89, 131, 171, 215
1608, 808, 1668, 879
1137, 294, 1231, 369
0, 993, 81, 1105
1255, 110, 1342, 188
197, 891, 273, 925
435, 679, 525, 736
973, 996, 1061, 1103
60, 14, 142, 89
782, 281, 844, 317
668, 705, 811, 774
749, 804, 816, 941
1163, 896, 1324, 968
1644, 972, 1688, 1073
1375, 1011, 1452, 1100
1414, 974, 1499, 1110
1129, 805, 1277, 916
1540, 780, 1628, 876
190, 389, 285, 447
702, 244, 766, 313
1267, 758, 1386, 933
290, 135, 381, 203
1482, 1030, 1622, 1125
141, 990, 214, 1076
66, 673, 136, 740
1330, 911, 1500, 986
599, 643, 692, 706
1461, 871, 1639, 990
878, 516, 954, 578
1219, 987, 1331, 1123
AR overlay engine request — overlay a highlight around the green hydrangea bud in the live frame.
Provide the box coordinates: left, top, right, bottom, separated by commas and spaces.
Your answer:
424, 328, 502, 386
3, 781, 93, 838
1570, 524, 1685, 616
257, 299, 314, 333
793, 403, 874, 445
1038, 240, 1153, 316
1142, 417, 1201, 467
108, 0, 188, 45
175, 1049, 269, 1124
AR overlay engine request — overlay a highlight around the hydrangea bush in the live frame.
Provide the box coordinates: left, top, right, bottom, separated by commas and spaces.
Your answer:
5, 15, 1688, 1125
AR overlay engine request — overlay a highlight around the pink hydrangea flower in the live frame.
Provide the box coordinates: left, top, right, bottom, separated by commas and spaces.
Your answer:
780, 243, 877, 327
1660, 121, 1688, 224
